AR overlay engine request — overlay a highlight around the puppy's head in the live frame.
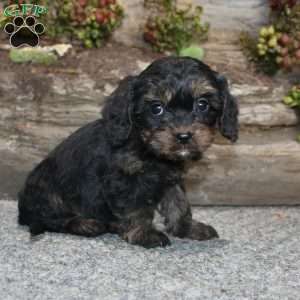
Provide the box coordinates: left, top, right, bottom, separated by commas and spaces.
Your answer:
103, 57, 238, 161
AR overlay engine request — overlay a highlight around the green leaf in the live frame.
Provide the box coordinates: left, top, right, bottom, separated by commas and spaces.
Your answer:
179, 45, 205, 60
9, 48, 57, 65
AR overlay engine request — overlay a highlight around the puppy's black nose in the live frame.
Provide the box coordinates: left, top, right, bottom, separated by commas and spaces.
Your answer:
176, 132, 192, 144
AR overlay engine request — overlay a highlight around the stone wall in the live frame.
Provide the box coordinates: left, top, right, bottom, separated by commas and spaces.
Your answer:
0, 62, 299, 204
0, 0, 299, 204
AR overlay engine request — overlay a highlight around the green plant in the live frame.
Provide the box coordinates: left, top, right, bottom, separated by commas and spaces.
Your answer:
283, 85, 300, 107
48, 0, 124, 48
240, 0, 300, 74
283, 85, 300, 142
143, 0, 209, 53
9, 48, 57, 65
1, 0, 124, 48
179, 45, 205, 60
240, 27, 280, 75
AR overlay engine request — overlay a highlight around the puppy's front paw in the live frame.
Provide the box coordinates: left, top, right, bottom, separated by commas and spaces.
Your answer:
125, 227, 171, 248
187, 222, 219, 241
144, 229, 171, 248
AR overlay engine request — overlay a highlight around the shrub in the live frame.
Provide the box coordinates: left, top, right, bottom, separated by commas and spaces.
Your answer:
1, 0, 124, 48
283, 85, 300, 142
240, 0, 300, 75
283, 85, 300, 108
143, 0, 209, 53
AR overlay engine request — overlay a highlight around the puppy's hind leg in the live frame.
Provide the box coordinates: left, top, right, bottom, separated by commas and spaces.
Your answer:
158, 185, 219, 241
18, 163, 108, 238
29, 216, 108, 237
62, 216, 108, 237
19, 192, 108, 237
19, 191, 108, 237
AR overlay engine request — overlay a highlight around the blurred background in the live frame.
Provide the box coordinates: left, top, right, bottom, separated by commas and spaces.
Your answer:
0, 0, 299, 205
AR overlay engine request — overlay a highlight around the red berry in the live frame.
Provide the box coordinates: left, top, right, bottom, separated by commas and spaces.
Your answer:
280, 47, 289, 56
144, 31, 156, 44
79, 0, 88, 6
282, 56, 292, 69
279, 34, 290, 46
95, 9, 105, 24
106, 11, 113, 18
77, 6, 84, 13
293, 40, 299, 49
295, 49, 300, 59
102, 10, 110, 18
287, 0, 297, 8
269, 0, 296, 10
99, 0, 107, 7
103, 17, 109, 24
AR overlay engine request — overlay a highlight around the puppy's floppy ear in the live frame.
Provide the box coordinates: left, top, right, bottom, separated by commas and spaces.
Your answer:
216, 74, 239, 142
102, 76, 137, 147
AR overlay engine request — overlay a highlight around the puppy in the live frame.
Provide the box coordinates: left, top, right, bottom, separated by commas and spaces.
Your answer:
18, 57, 238, 248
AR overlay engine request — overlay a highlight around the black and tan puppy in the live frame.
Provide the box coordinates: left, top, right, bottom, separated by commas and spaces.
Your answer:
18, 57, 238, 248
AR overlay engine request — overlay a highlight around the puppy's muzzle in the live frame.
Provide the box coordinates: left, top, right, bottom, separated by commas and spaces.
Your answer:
176, 132, 193, 144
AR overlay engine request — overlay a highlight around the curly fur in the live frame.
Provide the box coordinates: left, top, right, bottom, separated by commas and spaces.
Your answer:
18, 57, 238, 248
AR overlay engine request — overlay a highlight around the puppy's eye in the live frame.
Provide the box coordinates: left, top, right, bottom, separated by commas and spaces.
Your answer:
151, 103, 164, 116
196, 98, 209, 112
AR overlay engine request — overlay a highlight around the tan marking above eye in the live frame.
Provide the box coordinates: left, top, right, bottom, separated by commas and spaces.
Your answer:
143, 85, 172, 104
154, 88, 172, 104
143, 94, 155, 102
163, 90, 172, 103
191, 79, 216, 97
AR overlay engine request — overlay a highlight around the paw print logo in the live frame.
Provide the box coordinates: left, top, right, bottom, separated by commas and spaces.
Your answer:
4, 16, 45, 48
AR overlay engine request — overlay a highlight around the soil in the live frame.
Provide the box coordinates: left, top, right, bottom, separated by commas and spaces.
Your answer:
0, 31, 277, 87
0, 34, 161, 85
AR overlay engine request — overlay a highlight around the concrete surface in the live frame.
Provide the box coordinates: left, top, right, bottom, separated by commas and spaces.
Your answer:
0, 200, 299, 300
0, 150, 30, 200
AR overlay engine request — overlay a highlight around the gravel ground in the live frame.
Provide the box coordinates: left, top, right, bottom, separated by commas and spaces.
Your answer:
0, 200, 299, 300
